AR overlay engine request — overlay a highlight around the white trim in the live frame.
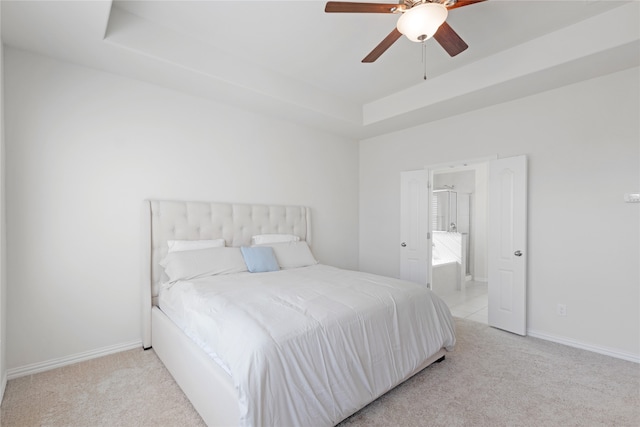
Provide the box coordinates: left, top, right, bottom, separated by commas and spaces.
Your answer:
6, 340, 142, 380
424, 155, 498, 172
527, 329, 639, 364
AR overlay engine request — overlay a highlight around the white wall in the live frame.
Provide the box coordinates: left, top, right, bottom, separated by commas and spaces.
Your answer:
0, 3, 7, 400
359, 67, 640, 360
4, 48, 359, 372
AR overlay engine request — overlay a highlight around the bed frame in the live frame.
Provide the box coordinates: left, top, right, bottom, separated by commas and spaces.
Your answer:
142, 199, 446, 426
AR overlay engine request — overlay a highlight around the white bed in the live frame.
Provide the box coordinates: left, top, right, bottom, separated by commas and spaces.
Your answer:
142, 200, 455, 427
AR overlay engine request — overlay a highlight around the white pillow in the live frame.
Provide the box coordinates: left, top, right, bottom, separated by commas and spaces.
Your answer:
167, 239, 225, 253
255, 241, 318, 269
160, 247, 247, 283
251, 234, 300, 245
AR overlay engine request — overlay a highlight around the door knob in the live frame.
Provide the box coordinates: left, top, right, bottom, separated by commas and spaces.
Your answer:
514, 250, 523, 257
401, 242, 407, 247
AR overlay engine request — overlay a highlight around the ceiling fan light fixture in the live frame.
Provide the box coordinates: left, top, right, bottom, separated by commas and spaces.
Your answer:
397, 3, 448, 42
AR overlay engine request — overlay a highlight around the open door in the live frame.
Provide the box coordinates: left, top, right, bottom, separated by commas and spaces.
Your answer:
400, 170, 431, 287
488, 155, 528, 335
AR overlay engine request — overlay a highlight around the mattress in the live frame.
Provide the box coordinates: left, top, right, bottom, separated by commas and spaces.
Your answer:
158, 264, 455, 427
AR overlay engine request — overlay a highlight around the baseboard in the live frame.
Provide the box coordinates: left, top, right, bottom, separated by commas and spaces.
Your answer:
7, 340, 142, 380
527, 329, 639, 364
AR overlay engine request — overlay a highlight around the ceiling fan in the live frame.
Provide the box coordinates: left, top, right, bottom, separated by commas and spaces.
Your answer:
325, 0, 486, 63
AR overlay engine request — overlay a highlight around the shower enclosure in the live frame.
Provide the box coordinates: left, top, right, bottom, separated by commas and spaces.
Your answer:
432, 189, 458, 233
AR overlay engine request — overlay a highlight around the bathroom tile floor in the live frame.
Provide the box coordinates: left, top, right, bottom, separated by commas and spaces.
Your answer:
438, 281, 488, 325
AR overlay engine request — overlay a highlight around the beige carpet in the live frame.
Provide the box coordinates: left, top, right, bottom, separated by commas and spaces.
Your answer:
2, 318, 638, 426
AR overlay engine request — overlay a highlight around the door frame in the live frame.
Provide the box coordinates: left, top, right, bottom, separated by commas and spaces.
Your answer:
425, 156, 498, 174
399, 156, 496, 288
426, 155, 497, 290
402, 155, 527, 335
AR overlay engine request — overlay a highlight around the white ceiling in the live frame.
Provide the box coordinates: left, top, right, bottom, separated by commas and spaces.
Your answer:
2, 0, 639, 138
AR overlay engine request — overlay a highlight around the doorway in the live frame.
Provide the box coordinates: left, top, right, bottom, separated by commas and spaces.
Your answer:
430, 163, 489, 324
400, 155, 528, 335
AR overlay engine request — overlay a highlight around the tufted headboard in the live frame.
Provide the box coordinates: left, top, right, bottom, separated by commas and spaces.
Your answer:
141, 200, 311, 348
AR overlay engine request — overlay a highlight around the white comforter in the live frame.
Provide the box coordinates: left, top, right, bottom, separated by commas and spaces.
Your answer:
159, 264, 455, 427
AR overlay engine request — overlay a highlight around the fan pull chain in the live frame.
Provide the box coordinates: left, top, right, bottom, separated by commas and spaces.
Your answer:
422, 40, 427, 80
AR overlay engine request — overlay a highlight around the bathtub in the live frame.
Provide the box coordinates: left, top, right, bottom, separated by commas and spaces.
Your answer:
431, 231, 465, 295
432, 258, 461, 295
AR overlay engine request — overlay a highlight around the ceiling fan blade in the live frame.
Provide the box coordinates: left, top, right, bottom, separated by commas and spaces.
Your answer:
325, 2, 402, 13
433, 22, 468, 57
446, 0, 487, 11
362, 28, 403, 63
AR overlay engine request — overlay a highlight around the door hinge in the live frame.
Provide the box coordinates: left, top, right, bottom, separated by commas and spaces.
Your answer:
427, 232, 431, 239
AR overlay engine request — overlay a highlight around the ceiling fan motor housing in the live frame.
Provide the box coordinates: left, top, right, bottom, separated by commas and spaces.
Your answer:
402, 0, 457, 8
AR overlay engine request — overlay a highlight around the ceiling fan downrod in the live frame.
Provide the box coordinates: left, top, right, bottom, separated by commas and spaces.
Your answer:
422, 40, 428, 80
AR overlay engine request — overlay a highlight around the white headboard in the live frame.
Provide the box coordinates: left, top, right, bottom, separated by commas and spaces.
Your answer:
141, 200, 311, 348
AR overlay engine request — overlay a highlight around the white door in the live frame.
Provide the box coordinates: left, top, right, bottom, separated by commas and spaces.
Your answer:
400, 170, 431, 286
488, 155, 528, 335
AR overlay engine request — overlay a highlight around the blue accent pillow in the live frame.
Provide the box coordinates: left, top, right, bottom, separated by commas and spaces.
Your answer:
240, 246, 280, 273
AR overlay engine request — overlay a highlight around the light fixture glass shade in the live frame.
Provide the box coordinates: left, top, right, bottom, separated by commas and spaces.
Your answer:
397, 3, 448, 42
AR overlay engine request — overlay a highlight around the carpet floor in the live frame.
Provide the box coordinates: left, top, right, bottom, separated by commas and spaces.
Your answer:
1, 318, 638, 426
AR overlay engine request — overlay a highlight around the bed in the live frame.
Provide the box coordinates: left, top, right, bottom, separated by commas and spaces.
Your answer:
142, 200, 455, 427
